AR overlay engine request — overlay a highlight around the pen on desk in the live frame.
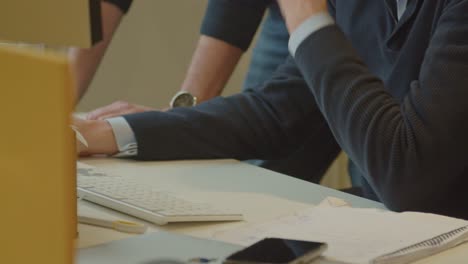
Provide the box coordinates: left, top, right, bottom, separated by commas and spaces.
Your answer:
78, 215, 148, 234
188, 258, 218, 263
71, 125, 88, 147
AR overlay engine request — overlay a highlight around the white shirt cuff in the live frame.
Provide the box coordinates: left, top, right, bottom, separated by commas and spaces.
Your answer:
106, 117, 138, 157
288, 12, 335, 57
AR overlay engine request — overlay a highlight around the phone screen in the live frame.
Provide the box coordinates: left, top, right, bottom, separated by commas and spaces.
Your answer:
225, 238, 325, 264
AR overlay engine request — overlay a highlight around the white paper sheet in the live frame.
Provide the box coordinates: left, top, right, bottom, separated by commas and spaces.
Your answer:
214, 206, 468, 264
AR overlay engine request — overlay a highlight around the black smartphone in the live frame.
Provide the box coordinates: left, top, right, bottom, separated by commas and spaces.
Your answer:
223, 238, 327, 264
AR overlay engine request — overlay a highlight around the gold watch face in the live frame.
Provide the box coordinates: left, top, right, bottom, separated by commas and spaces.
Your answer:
171, 92, 196, 108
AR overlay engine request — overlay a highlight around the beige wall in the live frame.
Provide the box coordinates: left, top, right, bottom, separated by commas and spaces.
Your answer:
0, 0, 96, 47
77, 0, 252, 111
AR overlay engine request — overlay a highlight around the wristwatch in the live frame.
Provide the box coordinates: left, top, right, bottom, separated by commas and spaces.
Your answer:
170, 91, 197, 108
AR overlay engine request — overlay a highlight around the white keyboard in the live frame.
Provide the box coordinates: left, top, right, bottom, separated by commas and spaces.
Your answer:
77, 163, 243, 225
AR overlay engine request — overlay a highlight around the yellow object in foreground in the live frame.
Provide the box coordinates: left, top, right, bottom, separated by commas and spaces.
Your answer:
0, 46, 75, 264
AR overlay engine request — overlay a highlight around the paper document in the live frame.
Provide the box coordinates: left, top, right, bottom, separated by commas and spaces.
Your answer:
214, 205, 468, 264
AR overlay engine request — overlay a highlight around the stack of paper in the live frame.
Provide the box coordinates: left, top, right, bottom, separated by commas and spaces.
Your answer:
214, 206, 468, 264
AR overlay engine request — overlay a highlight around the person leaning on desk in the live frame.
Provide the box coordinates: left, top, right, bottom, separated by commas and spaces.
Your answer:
71, 0, 337, 184
75, 0, 468, 220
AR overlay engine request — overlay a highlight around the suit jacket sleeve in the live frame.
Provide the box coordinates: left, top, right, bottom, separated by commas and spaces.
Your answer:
293, 1, 468, 212
124, 57, 338, 164
200, 0, 273, 50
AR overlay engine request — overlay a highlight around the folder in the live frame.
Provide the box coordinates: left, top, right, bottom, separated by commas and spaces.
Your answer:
0, 0, 102, 47
78, 231, 242, 264
0, 46, 75, 263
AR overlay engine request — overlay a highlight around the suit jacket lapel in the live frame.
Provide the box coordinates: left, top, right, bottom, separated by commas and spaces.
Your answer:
386, 0, 423, 50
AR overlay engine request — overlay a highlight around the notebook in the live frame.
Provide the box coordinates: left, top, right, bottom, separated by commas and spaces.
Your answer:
214, 206, 468, 264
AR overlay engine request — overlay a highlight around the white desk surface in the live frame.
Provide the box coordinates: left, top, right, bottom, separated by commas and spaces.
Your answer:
77, 158, 468, 264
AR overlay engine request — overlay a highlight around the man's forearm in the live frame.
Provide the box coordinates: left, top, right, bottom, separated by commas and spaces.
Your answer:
187, 0, 272, 103
278, 0, 328, 32
74, 117, 118, 155
179, 35, 243, 103
69, 1, 124, 101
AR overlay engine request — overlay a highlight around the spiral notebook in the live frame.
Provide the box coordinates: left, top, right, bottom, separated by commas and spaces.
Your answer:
214, 206, 468, 264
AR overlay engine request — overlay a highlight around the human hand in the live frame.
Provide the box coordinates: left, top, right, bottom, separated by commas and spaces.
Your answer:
73, 116, 119, 156
277, 0, 327, 32
86, 100, 155, 120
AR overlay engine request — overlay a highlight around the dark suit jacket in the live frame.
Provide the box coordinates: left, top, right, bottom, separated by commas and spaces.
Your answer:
122, 0, 468, 219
